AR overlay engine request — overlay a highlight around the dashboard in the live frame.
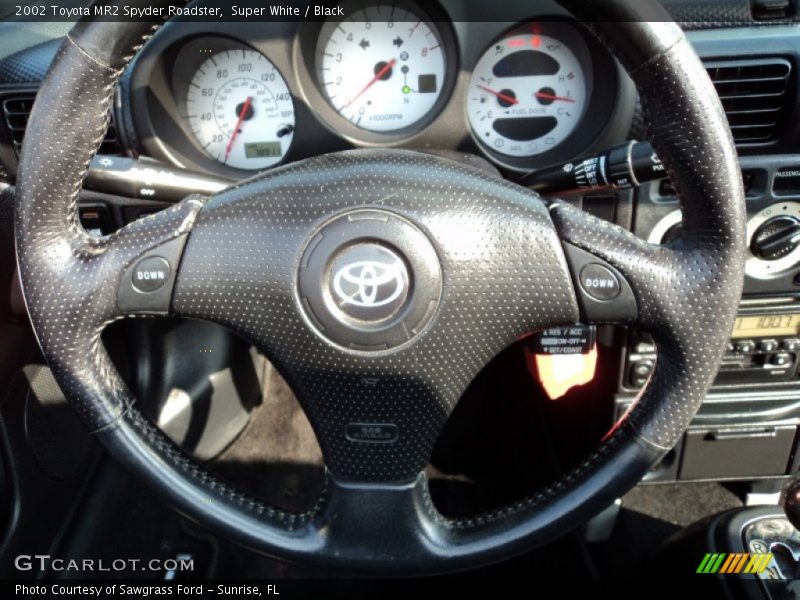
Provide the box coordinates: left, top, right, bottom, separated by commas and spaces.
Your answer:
123, 0, 634, 180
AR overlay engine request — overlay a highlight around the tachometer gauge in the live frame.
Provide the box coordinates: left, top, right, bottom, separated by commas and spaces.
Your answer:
315, 5, 447, 132
186, 48, 294, 170
467, 31, 587, 159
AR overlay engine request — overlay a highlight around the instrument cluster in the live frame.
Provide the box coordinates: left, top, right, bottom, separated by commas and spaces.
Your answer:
126, 0, 633, 180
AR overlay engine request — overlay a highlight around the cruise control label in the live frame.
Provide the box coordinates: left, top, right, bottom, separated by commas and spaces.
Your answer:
529, 326, 596, 355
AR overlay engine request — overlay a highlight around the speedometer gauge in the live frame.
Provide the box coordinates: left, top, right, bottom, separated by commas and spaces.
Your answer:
186, 48, 295, 170
315, 5, 447, 132
467, 30, 587, 159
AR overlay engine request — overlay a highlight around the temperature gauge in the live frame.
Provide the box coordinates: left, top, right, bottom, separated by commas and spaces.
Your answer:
467, 30, 587, 159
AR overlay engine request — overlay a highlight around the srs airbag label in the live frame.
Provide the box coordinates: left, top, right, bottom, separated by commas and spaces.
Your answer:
346, 423, 399, 443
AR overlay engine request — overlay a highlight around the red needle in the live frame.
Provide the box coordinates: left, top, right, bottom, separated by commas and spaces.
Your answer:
223, 96, 253, 164
477, 84, 519, 105
345, 59, 397, 108
535, 91, 576, 103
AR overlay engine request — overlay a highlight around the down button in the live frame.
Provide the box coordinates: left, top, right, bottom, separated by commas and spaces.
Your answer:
579, 263, 621, 301
132, 256, 171, 293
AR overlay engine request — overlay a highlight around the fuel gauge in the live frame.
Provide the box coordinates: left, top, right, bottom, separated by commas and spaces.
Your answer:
467, 30, 587, 159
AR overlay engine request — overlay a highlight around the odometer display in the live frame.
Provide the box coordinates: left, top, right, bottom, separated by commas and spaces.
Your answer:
186, 48, 295, 170
245, 141, 283, 158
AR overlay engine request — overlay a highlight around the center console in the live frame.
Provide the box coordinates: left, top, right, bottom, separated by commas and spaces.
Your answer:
627, 309, 800, 390
617, 155, 800, 484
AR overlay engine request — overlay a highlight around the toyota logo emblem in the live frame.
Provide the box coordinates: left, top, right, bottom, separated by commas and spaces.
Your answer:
327, 244, 410, 322
297, 209, 441, 349
333, 260, 406, 308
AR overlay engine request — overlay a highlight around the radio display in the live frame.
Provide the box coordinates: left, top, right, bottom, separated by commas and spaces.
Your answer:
731, 314, 800, 339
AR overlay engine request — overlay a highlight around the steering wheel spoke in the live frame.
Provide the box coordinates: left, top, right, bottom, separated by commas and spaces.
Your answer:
307, 474, 445, 571
551, 200, 663, 330
107, 196, 206, 318
551, 197, 744, 344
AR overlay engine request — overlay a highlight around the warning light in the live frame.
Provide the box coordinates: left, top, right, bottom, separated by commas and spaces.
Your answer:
531, 22, 543, 35
509, 38, 525, 48
531, 36, 541, 48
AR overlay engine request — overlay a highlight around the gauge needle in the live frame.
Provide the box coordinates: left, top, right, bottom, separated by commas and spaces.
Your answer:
476, 84, 519, 106
223, 96, 253, 164
345, 59, 397, 108
535, 92, 576, 103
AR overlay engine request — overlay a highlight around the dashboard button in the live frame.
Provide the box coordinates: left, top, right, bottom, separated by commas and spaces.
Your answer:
782, 339, 800, 352
735, 340, 755, 353
632, 361, 654, 377
770, 353, 793, 367
579, 264, 621, 301
759, 339, 778, 353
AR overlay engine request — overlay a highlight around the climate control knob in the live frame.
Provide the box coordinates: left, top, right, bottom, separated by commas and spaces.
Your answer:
750, 215, 800, 260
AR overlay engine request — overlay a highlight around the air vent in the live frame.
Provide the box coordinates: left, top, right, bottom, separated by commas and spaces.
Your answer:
1, 92, 122, 156
705, 58, 792, 145
751, 0, 793, 21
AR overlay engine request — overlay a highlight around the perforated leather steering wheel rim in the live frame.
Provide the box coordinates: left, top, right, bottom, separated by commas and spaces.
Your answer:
14, 0, 746, 574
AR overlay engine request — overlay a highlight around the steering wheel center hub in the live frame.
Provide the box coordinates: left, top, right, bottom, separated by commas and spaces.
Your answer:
328, 243, 410, 322
297, 208, 442, 352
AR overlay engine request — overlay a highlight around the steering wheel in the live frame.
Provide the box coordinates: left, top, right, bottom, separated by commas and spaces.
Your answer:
14, 0, 745, 574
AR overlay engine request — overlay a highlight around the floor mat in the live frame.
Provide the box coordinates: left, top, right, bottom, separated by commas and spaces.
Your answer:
590, 482, 744, 579
208, 363, 325, 513
622, 482, 743, 527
